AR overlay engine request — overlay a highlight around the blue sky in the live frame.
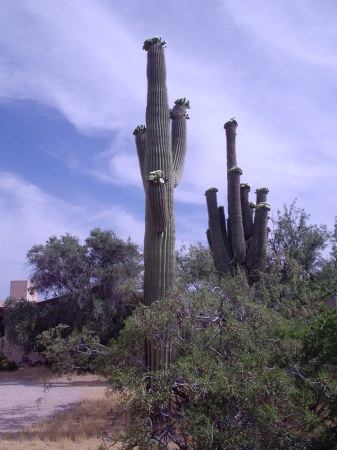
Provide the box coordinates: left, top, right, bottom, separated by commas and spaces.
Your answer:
0, 0, 336, 299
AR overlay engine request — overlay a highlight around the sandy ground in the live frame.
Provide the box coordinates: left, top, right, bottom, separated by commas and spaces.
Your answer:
0, 368, 108, 434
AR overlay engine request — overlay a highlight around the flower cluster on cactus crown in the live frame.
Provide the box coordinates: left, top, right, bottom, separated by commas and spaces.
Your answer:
174, 98, 191, 109
224, 117, 238, 128
143, 36, 167, 51
205, 187, 218, 194
249, 202, 256, 209
146, 170, 167, 185
255, 187, 269, 194
228, 166, 243, 175
133, 125, 146, 136
255, 202, 271, 211
240, 183, 251, 191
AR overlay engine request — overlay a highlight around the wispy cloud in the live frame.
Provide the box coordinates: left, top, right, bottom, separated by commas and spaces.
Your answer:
223, 0, 337, 67
0, 0, 145, 132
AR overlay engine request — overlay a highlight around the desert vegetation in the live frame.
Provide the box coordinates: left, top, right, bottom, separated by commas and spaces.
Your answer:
3, 203, 336, 448
2, 37, 337, 449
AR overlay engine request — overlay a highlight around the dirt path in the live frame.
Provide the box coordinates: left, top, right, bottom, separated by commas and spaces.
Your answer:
0, 368, 108, 434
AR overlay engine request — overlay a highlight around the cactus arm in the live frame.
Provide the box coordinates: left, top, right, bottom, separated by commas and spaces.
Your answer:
227, 167, 246, 263
134, 125, 147, 188
224, 118, 238, 169
246, 202, 271, 282
205, 188, 234, 274
171, 98, 190, 187
206, 228, 213, 252
218, 206, 233, 259
224, 119, 246, 264
255, 187, 269, 204
240, 184, 253, 240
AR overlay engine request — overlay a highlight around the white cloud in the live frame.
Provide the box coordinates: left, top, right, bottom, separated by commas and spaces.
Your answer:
0, 0, 146, 132
223, 0, 337, 68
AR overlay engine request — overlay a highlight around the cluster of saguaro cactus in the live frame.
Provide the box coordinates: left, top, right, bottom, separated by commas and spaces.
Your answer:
205, 118, 270, 283
133, 37, 190, 370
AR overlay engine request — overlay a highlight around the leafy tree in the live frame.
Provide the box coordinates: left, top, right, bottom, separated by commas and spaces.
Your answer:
27, 233, 90, 298
27, 228, 142, 299
4, 298, 41, 358
5, 229, 142, 360
268, 200, 330, 275
315, 217, 337, 298
176, 243, 214, 288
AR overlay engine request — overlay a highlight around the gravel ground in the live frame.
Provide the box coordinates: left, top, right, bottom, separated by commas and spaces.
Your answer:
0, 369, 107, 433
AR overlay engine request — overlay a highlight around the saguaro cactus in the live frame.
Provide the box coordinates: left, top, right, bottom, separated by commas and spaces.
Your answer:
205, 118, 270, 283
134, 37, 190, 370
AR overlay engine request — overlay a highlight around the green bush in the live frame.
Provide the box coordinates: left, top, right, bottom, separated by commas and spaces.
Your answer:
108, 270, 329, 449
0, 358, 17, 372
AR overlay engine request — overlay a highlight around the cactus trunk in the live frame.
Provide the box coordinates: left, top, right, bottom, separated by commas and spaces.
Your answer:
134, 38, 189, 370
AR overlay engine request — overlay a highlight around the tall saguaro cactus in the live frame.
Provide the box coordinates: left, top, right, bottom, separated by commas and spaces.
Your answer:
205, 118, 270, 283
133, 37, 190, 370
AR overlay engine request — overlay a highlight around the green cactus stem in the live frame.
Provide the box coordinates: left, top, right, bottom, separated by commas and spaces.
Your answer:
134, 125, 146, 187
246, 202, 271, 281
135, 38, 190, 370
255, 187, 269, 204
224, 118, 238, 168
205, 189, 234, 274
171, 98, 190, 187
218, 206, 233, 259
206, 119, 269, 283
240, 183, 253, 240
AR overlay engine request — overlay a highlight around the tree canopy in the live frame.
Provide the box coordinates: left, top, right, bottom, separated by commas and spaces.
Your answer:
5, 228, 143, 358
268, 200, 330, 274
27, 228, 142, 299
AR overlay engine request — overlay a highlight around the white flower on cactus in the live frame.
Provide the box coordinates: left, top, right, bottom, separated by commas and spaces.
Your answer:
147, 169, 167, 184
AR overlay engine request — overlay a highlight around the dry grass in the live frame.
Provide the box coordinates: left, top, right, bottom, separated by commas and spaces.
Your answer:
0, 368, 128, 450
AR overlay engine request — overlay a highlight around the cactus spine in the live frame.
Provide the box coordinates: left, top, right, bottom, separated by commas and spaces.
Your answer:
205, 119, 270, 282
134, 37, 189, 370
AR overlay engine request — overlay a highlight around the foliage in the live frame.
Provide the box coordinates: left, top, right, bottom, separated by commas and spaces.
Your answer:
176, 243, 214, 288
37, 324, 109, 374
108, 267, 335, 449
268, 200, 330, 274
300, 307, 337, 449
0, 354, 17, 371
27, 227, 142, 299
4, 297, 41, 357
4, 228, 142, 360
314, 216, 337, 298
301, 307, 337, 369
257, 253, 317, 319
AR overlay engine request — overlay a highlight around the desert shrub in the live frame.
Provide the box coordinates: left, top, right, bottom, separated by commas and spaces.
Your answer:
37, 324, 109, 374
108, 269, 330, 449
0, 358, 17, 371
